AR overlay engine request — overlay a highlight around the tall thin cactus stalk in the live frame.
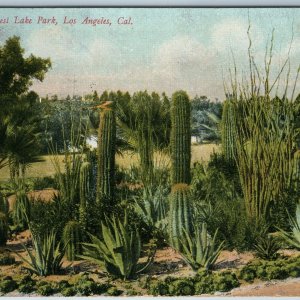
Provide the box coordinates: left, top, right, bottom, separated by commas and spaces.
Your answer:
221, 99, 237, 162
170, 90, 191, 185
97, 101, 116, 208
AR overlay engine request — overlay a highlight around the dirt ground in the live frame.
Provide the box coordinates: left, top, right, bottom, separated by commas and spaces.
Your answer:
2, 231, 300, 297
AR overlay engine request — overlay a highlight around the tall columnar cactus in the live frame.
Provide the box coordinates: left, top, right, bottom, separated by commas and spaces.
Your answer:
63, 220, 84, 261
221, 99, 237, 162
168, 183, 192, 250
0, 194, 9, 215
79, 161, 91, 229
0, 212, 8, 246
97, 101, 116, 207
170, 91, 191, 185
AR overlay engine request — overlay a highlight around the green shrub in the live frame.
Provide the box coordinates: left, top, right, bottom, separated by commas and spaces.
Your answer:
265, 265, 288, 280
0, 278, 18, 294
106, 287, 123, 296
0, 253, 16, 265
148, 281, 169, 296
74, 276, 109, 296
18, 281, 36, 294
126, 289, 141, 296
238, 265, 257, 282
213, 272, 239, 292
37, 283, 55, 296
168, 279, 195, 296
61, 287, 77, 297
284, 262, 300, 278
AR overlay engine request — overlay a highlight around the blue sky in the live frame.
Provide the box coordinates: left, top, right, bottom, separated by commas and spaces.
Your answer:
0, 8, 299, 100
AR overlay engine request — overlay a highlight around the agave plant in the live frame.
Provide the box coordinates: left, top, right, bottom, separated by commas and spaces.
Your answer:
134, 187, 168, 237
278, 203, 300, 249
177, 223, 224, 271
14, 228, 65, 276
80, 214, 154, 280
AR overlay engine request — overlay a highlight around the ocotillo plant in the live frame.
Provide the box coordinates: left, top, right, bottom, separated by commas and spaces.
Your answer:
170, 91, 191, 185
226, 30, 300, 226
233, 97, 298, 225
63, 220, 84, 261
221, 99, 237, 162
97, 101, 116, 209
168, 183, 192, 250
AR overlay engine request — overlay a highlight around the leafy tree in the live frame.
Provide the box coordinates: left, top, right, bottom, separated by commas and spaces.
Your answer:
0, 36, 51, 177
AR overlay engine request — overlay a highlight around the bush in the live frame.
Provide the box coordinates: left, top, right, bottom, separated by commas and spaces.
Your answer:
106, 287, 123, 296
168, 279, 195, 296
74, 276, 110, 296
36, 282, 55, 296
61, 287, 77, 297
148, 281, 169, 296
0, 278, 18, 294
212, 272, 239, 292
0, 253, 16, 265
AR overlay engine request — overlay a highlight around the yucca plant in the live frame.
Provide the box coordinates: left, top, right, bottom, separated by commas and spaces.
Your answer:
177, 223, 224, 271
278, 203, 300, 249
14, 228, 65, 276
80, 214, 154, 280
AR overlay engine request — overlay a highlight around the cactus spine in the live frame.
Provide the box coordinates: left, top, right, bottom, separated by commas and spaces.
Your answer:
169, 184, 192, 250
170, 91, 191, 185
79, 161, 91, 229
221, 99, 237, 161
63, 220, 83, 261
97, 101, 116, 208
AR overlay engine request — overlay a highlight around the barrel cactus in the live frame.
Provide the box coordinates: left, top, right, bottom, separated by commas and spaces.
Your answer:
97, 101, 116, 208
63, 220, 84, 261
170, 91, 191, 185
0, 212, 8, 246
168, 183, 193, 250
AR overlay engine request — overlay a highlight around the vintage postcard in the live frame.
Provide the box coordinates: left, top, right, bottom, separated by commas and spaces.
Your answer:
0, 6, 300, 297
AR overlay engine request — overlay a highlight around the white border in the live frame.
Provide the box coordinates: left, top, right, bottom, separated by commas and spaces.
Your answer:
0, 0, 299, 6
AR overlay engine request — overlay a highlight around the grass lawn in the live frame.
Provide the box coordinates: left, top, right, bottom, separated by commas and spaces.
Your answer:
0, 144, 220, 181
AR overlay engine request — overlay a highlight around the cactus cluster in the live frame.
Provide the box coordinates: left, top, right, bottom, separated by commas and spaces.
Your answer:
63, 220, 84, 261
97, 101, 116, 208
170, 91, 191, 185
